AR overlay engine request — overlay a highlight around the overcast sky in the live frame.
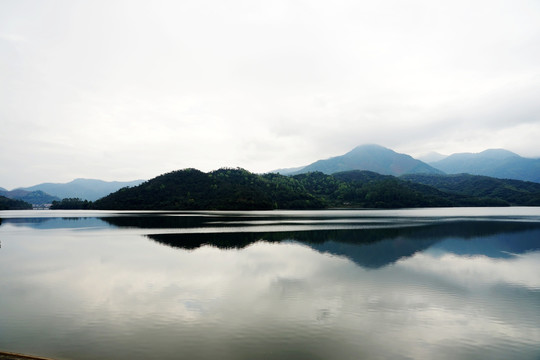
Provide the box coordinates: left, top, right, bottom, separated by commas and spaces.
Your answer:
1, 0, 540, 189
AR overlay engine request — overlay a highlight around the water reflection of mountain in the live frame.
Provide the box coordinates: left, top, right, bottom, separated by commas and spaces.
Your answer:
101, 214, 215, 229
3, 214, 539, 268
146, 221, 540, 269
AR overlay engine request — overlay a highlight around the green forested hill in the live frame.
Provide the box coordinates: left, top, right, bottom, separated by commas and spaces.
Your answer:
90, 168, 519, 211
294, 171, 506, 208
401, 173, 540, 206
94, 168, 325, 210
0, 195, 32, 210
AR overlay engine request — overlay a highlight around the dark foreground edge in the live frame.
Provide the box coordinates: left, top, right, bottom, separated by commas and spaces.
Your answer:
0, 351, 57, 360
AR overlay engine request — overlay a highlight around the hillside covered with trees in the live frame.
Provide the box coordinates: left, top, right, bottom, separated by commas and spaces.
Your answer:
0, 195, 32, 210
401, 173, 540, 206
296, 171, 506, 208
68, 168, 539, 211
93, 168, 325, 210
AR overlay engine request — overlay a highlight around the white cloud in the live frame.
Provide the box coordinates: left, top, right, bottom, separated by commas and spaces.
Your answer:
1, 0, 540, 187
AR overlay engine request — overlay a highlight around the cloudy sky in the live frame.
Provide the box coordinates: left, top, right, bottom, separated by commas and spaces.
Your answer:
1, 0, 540, 189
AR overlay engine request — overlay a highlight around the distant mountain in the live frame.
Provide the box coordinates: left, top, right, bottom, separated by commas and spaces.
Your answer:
21, 178, 145, 201
0, 187, 6, 192
0, 189, 60, 205
429, 149, 540, 183
269, 166, 305, 176
284, 144, 443, 176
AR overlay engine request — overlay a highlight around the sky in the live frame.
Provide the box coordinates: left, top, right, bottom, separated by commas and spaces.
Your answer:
1, 0, 540, 189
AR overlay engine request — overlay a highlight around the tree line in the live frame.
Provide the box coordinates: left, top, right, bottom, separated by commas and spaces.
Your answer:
48, 168, 540, 210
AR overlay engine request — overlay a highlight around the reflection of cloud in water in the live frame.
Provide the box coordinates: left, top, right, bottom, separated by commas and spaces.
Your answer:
397, 250, 540, 290
1, 214, 540, 359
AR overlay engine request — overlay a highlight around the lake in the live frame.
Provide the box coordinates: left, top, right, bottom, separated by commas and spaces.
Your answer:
1, 208, 539, 360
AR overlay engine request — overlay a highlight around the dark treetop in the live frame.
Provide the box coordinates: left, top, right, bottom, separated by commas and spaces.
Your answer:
81, 168, 537, 211
0, 195, 32, 210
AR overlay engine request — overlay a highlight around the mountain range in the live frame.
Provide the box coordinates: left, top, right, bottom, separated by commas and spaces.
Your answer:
276, 144, 540, 183
0, 189, 60, 205
2, 144, 540, 208
83, 167, 538, 211
18, 178, 145, 201
427, 149, 540, 183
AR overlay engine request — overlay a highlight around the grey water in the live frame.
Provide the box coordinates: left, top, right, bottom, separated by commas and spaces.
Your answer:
1, 208, 539, 360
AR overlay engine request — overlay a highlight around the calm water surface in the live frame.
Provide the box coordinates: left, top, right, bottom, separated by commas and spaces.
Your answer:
1, 208, 539, 360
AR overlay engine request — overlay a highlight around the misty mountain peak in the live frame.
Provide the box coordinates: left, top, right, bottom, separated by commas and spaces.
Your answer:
478, 149, 519, 159
345, 144, 399, 157
429, 148, 540, 182
418, 152, 448, 163
292, 144, 442, 176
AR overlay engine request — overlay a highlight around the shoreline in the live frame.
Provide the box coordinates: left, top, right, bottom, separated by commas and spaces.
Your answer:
0, 351, 57, 360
